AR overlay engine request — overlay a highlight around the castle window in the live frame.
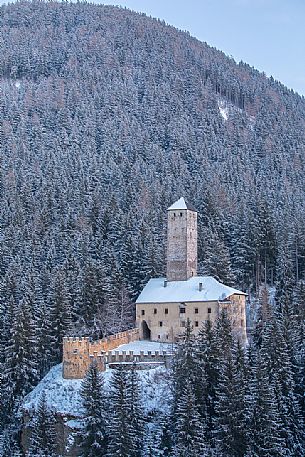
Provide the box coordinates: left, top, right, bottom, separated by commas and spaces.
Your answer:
195, 321, 199, 327
141, 310, 145, 316
241, 319, 244, 327
158, 335, 161, 339
165, 308, 168, 314
174, 213, 176, 217
159, 321, 163, 327
180, 307, 186, 314
180, 212, 183, 217
154, 308, 157, 314
181, 321, 186, 327
195, 308, 199, 314
208, 307, 212, 314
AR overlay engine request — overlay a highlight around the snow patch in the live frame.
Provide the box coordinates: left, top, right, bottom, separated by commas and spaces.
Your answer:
22, 363, 172, 418
218, 100, 229, 120
22, 364, 84, 417
109, 340, 174, 354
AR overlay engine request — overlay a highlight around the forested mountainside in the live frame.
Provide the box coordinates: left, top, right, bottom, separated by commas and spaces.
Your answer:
0, 1, 305, 452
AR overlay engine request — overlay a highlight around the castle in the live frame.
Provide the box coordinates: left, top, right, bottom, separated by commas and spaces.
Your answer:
136, 197, 247, 343
63, 197, 247, 378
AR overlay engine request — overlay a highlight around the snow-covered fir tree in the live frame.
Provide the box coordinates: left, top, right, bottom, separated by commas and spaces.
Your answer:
79, 362, 108, 457
28, 391, 58, 457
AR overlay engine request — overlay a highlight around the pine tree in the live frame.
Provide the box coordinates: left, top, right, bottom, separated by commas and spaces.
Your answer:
195, 318, 217, 433
249, 353, 286, 457
173, 377, 207, 457
80, 362, 108, 457
214, 341, 249, 457
3, 295, 38, 417
127, 365, 144, 457
172, 319, 199, 417
48, 268, 73, 363
28, 391, 58, 457
107, 367, 136, 457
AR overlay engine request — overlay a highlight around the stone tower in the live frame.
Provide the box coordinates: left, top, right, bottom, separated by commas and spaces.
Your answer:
166, 197, 197, 281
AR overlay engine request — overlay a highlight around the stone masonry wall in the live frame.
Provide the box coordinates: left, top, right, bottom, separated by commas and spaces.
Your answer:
166, 209, 197, 281
136, 294, 247, 344
63, 328, 140, 379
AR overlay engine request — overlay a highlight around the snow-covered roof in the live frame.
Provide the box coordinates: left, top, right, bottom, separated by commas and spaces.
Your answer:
167, 197, 196, 212
136, 276, 246, 304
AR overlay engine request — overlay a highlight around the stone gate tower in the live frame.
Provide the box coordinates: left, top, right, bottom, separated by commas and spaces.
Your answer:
166, 197, 197, 281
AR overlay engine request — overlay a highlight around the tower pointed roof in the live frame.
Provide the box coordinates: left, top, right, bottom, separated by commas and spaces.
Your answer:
167, 197, 197, 212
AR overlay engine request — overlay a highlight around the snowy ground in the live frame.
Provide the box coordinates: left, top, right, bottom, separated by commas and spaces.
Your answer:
109, 340, 174, 354
22, 363, 172, 418
218, 100, 229, 120
22, 364, 84, 417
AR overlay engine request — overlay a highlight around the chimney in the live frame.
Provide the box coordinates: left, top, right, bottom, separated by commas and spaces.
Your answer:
164, 280, 168, 288
199, 282, 203, 292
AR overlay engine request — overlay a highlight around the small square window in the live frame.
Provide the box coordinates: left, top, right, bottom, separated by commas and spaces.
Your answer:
180, 307, 186, 314
195, 308, 199, 314
181, 321, 186, 327
208, 308, 212, 314
154, 308, 157, 314
165, 308, 168, 314
159, 321, 163, 327
141, 310, 145, 316
195, 321, 199, 327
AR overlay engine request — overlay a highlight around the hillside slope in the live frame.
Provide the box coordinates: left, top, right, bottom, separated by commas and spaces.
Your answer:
1, 0, 305, 338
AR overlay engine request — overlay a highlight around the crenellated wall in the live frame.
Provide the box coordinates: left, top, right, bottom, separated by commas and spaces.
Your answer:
62, 328, 140, 379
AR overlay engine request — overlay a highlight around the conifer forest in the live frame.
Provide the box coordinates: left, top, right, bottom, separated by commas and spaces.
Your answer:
0, 1, 304, 455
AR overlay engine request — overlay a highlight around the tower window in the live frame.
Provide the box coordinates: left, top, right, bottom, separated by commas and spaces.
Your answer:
141, 310, 145, 316
154, 308, 157, 314
165, 308, 168, 314
159, 321, 163, 327
208, 308, 212, 314
195, 308, 199, 314
241, 319, 244, 327
180, 212, 183, 217
195, 321, 199, 327
174, 213, 176, 217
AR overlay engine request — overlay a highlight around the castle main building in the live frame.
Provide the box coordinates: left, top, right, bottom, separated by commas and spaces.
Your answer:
136, 197, 247, 343
62, 197, 247, 379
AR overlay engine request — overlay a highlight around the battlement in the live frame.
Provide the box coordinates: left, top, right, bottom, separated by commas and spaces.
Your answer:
63, 337, 90, 343
62, 328, 140, 379
105, 349, 173, 364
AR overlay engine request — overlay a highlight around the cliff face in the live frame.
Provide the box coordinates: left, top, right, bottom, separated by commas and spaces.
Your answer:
22, 411, 83, 457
